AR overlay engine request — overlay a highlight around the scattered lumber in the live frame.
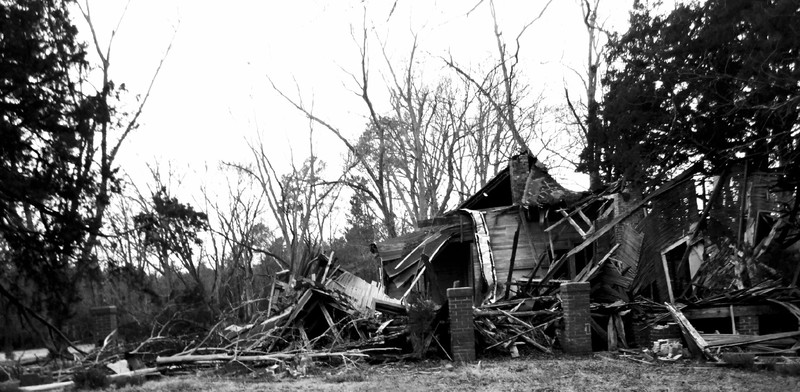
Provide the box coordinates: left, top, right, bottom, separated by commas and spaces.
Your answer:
705, 331, 800, 349
473, 295, 562, 356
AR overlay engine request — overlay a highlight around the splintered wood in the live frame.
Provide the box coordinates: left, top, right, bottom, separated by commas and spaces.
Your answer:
473, 296, 562, 356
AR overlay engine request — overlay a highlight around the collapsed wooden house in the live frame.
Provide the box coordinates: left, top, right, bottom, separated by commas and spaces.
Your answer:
374, 153, 800, 352
373, 152, 594, 306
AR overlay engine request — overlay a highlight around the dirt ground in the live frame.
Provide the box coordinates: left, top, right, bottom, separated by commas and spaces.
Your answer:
111, 355, 800, 392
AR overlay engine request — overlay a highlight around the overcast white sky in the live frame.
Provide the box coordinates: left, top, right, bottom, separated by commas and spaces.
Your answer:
75, 0, 664, 199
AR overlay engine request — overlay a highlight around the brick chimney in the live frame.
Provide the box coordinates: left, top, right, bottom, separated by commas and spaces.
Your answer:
509, 153, 532, 205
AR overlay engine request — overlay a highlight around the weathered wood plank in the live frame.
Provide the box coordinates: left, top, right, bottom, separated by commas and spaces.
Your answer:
683, 304, 780, 319
666, 302, 710, 359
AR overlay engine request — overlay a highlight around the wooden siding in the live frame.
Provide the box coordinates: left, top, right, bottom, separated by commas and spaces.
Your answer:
484, 206, 583, 294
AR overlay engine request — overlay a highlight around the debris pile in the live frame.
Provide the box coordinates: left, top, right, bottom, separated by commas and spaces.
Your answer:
473, 296, 562, 357
0, 254, 415, 390
151, 255, 409, 369
614, 280, 800, 365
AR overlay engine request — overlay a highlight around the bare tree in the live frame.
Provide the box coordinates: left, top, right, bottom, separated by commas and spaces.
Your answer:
228, 125, 341, 278
77, 0, 175, 264
564, 0, 608, 190
202, 168, 275, 320
444, 0, 553, 157
269, 25, 403, 237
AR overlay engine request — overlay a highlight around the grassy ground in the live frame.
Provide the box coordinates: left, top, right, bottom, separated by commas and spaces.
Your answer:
108, 355, 800, 392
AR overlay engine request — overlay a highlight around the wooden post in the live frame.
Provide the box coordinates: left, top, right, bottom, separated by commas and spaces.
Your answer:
661, 255, 675, 304
504, 222, 521, 300
737, 160, 749, 247
266, 276, 277, 318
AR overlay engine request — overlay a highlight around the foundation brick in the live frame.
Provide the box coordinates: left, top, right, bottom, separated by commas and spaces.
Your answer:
448, 287, 475, 362
561, 282, 592, 354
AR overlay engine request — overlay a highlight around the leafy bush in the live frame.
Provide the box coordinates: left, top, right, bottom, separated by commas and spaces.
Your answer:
406, 293, 438, 358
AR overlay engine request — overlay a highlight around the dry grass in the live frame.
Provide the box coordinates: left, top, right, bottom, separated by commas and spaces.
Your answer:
109, 355, 800, 392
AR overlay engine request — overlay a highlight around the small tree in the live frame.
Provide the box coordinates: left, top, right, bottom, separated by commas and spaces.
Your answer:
331, 191, 381, 282
133, 188, 210, 304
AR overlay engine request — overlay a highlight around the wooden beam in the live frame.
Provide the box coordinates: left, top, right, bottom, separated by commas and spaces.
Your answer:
577, 243, 620, 282
320, 304, 339, 338
524, 250, 550, 295
156, 352, 368, 365
474, 309, 558, 317
661, 254, 676, 304
666, 303, 710, 359
543, 196, 602, 233
683, 304, 780, 319
559, 209, 588, 238
737, 160, 749, 247
568, 256, 577, 280
705, 330, 800, 349
504, 222, 521, 300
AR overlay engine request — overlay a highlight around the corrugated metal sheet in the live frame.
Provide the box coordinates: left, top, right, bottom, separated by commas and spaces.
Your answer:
377, 224, 462, 299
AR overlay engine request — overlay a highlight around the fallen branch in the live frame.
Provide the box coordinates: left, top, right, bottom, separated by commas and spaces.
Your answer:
18, 368, 160, 392
156, 351, 369, 365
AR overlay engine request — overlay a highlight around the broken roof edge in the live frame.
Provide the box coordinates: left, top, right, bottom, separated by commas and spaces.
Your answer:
455, 165, 512, 211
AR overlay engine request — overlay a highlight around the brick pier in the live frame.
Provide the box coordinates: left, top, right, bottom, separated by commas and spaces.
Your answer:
736, 315, 759, 335
447, 287, 475, 362
561, 282, 592, 354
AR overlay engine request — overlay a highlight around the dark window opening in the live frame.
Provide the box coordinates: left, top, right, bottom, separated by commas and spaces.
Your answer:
755, 212, 777, 246
430, 241, 471, 303
663, 243, 690, 295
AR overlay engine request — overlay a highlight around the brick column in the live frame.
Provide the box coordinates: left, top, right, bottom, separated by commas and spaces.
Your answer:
736, 315, 759, 335
91, 306, 118, 344
447, 287, 475, 362
509, 153, 530, 204
632, 320, 651, 348
561, 282, 591, 354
